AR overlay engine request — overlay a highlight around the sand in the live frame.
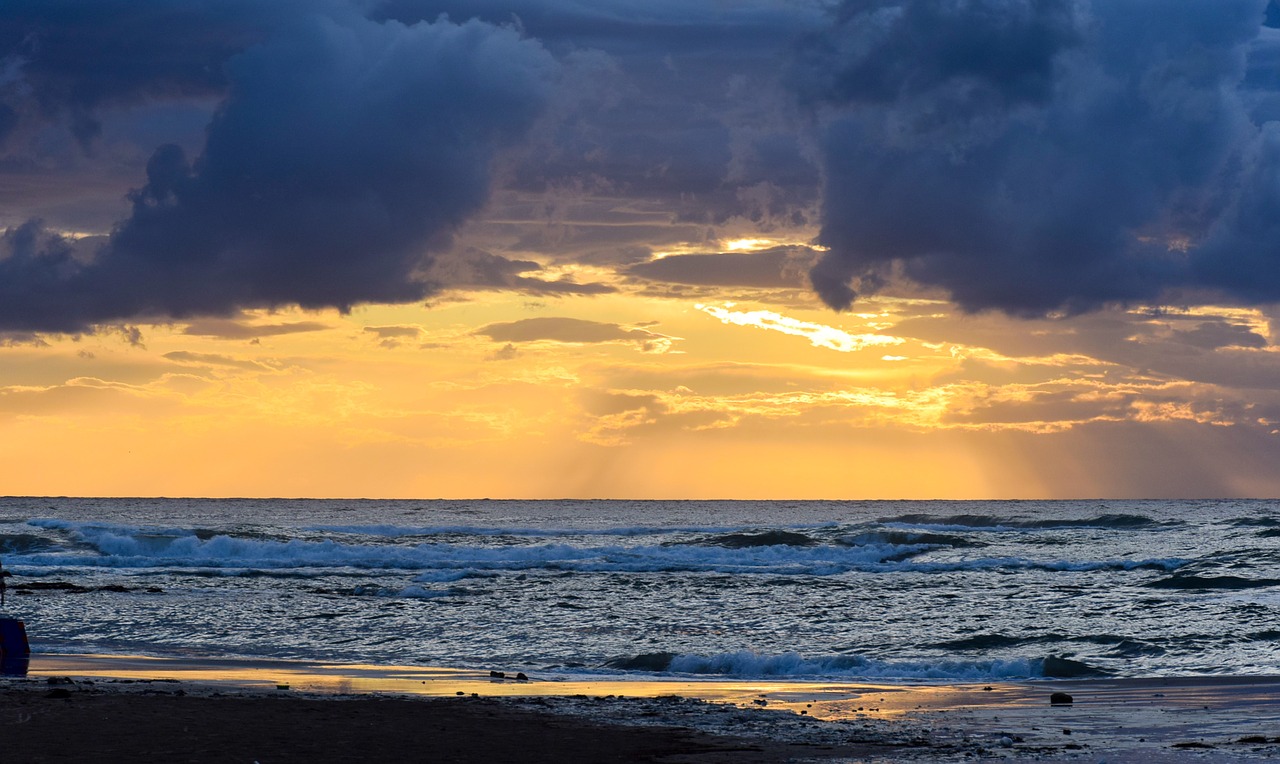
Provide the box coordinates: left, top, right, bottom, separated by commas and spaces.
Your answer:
4, 655, 1280, 762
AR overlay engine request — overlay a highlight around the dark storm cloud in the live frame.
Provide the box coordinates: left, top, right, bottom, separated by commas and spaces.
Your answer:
3, 0, 820, 334
0, 8, 557, 332
0, 0, 291, 150
18, 0, 1280, 331
380, 0, 823, 225
801, 0, 1280, 316
793, 0, 1081, 109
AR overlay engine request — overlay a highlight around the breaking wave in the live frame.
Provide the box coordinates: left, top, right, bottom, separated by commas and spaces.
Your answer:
0, 533, 59, 554
878, 513, 1174, 532
694, 530, 820, 548
602, 651, 1108, 680
304, 523, 774, 538
13, 519, 1185, 577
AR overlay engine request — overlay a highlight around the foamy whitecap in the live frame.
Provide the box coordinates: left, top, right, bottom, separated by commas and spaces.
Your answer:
603, 650, 1107, 681
8, 520, 1186, 577
6, 499, 1269, 678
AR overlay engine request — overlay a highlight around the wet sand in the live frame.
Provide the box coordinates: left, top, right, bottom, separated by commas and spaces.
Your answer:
4, 655, 1280, 761
0, 688, 892, 763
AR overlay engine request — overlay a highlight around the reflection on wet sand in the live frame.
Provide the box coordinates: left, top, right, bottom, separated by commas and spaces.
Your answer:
28, 655, 1280, 745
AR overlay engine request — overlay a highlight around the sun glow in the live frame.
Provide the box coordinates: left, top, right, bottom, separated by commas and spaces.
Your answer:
695, 304, 905, 353
722, 238, 777, 251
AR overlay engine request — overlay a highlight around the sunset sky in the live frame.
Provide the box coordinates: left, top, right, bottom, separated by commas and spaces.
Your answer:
5, 0, 1280, 498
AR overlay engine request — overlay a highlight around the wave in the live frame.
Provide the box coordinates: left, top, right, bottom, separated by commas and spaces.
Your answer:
931, 633, 1060, 651
1227, 517, 1280, 528
878, 513, 1173, 532
1106, 639, 1167, 658
0, 533, 59, 554
841, 530, 977, 549
1144, 574, 1280, 590
933, 632, 1159, 653
691, 530, 820, 548
11, 519, 1185, 577
686, 528, 975, 552
9, 580, 163, 594
601, 651, 1108, 680
888, 557, 1183, 573
303, 523, 788, 538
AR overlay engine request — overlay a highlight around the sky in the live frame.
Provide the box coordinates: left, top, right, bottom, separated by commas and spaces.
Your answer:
5, 0, 1280, 499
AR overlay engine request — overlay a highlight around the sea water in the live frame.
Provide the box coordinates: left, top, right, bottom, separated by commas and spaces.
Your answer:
0, 498, 1277, 681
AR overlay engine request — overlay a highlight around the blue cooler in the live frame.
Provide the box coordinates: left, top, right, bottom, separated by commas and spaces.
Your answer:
0, 618, 29, 676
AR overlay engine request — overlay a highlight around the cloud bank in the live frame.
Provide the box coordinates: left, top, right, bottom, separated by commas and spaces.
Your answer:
7, 0, 1280, 331
803, 0, 1280, 316
0, 4, 555, 332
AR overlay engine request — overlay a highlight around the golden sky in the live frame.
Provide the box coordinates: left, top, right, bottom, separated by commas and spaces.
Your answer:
4, 223, 1278, 499
6, 2, 1280, 498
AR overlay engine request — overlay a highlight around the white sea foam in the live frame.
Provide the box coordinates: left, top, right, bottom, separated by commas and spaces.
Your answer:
11, 518, 1186, 576
618, 650, 1088, 680
7, 499, 1279, 678
304, 523, 780, 538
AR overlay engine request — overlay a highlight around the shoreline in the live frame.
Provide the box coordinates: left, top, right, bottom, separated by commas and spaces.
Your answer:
6, 654, 1280, 761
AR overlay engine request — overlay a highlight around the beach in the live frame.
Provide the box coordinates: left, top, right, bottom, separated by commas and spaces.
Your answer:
2, 682, 842, 764
9, 0, 1280, 753
5, 654, 1280, 762
3, 499, 1279, 761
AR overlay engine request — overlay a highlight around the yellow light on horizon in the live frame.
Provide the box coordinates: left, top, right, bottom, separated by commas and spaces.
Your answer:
695, 304, 905, 353
723, 238, 776, 251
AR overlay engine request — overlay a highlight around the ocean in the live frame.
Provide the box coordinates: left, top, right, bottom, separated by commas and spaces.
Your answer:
0, 498, 1277, 682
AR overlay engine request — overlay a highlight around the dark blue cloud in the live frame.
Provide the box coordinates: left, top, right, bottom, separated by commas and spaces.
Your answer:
10, 0, 1280, 331
793, 0, 1081, 110
0, 0, 823, 332
0, 0, 290, 150
802, 0, 1279, 316
379, 0, 823, 224
0, 9, 556, 332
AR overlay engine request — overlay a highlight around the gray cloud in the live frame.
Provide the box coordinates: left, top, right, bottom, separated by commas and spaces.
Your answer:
476, 316, 673, 348
0, 8, 557, 332
181, 317, 331, 340
12, 0, 1280, 330
162, 350, 276, 371
486, 342, 519, 361
0, 331, 49, 348
1174, 320, 1269, 350
363, 325, 422, 340
382, 0, 823, 228
426, 247, 615, 295
801, 0, 1280, 316
0, 0, 267, 151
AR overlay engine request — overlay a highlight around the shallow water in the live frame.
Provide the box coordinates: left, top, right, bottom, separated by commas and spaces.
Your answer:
1, 498, 1277, 680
